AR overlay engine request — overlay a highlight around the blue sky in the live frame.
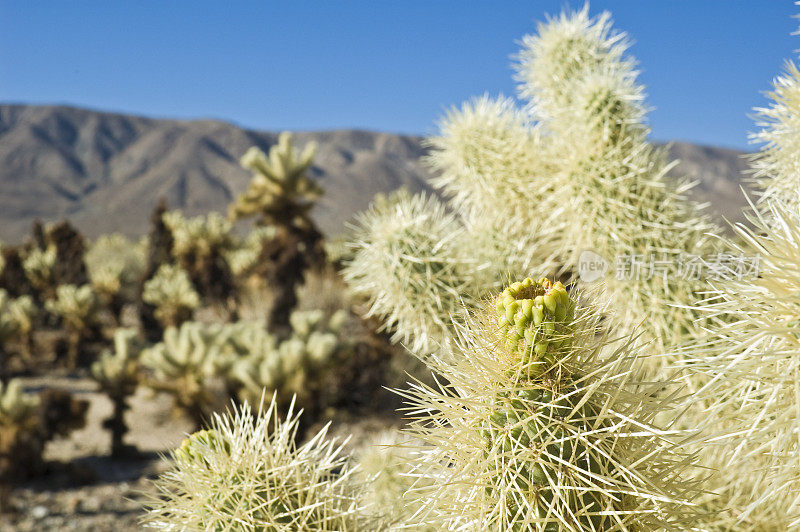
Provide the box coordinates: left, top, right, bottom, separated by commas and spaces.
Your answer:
1, 1, 797, 149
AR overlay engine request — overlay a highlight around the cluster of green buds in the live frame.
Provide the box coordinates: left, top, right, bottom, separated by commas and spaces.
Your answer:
142, 264, 200, 328
495, 277, 574, 377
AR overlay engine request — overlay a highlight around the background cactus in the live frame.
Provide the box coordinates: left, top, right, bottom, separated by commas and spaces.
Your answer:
45, 284, 102, 369
0, 291, 36, 379
86, 233, 146, 322
91, 328, 143, 457
144, 396, 367, 530
142, 321, 229, 428
22, 245, 56, 298
1, 380, 88, 513
230, 132, 326, 332
142, 264, 200, 329
399, 278, 704, 530
230, 309, 347, 406
161, 211, 236, 305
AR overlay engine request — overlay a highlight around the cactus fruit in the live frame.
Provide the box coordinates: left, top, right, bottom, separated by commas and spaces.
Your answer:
399, 278, 704, 530
91, 328, 143, 457
142, 264, 200, 328
144, 396, 367, 530
495, 278, 575, 377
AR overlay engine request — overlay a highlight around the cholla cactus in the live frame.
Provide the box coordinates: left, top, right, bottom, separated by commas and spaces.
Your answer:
230, 132, 326, 332
22, 245, 56, 296
400, 278, 705, 530
224, 226, 278, 277
0, 291, 37, 378
142, 264, 200, 328
144, 396, 367, 530
91, 328, 143, 457
142, 322, 229, 428
230, 133, 321, 228
345, 191, 490, 360
351, 430, 435, 531
231, 310, 346, 406
751, 61, 800, 208
0, 379, 39, 512
160, 211, 236, 304
86, 234, 146, 319
46, 284, 101, 369
162, 211, 234, 261
676, 200, 800, 529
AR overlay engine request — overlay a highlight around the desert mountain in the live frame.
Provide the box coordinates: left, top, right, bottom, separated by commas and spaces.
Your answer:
0, 104, 752, 243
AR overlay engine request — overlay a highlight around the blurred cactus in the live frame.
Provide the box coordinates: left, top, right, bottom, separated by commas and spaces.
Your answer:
142, 264, 200, 329
161, 211, 236, 303
229, 310, 347, 406
230, 133, 321, 228
400, 278, 704, 529
0, 291, 36, 377
230, 133, 326, 332
45, 284, 101, 369
91, 328, 143, 457
142, 321, 228, 428
86, 234, 146, 321
144, 396, 368, 530
224, 225, 278, 277
22, 245, 56, 297
0, 381, 88, 513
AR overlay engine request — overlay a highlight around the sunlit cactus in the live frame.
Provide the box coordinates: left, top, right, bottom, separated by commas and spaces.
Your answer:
230, 132, 321, 228
398, 277, 705, 530
344, 191, 486, 360
162, 211, 234, 261
407, 7, 719, 378
751, 61, 800, 208
230, 132, 326, 332
144, 396, 368, 530
91, 328, 143, 457
45, 284, 101, 369
142, 264, 200, 329
142, 321, 230, 428
22, 245, 56, 297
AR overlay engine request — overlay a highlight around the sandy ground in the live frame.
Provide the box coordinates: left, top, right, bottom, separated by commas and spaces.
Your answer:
1, 375, 402, 531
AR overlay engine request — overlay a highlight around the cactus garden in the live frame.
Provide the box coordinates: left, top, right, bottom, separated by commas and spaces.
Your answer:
3, 3, 800, 531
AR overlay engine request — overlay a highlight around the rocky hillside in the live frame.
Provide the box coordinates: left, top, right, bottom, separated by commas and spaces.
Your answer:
0, 104, 752, 243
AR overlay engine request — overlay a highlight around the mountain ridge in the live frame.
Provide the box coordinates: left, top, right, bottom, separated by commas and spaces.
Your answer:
0, 103, 752, 243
